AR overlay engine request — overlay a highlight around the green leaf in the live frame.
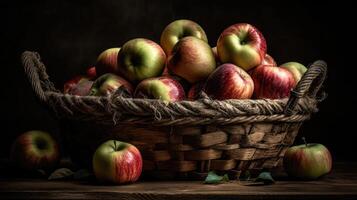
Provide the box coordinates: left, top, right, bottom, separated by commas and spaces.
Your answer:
73, 169, 93, 180
48, 168, 74, 180
254, 172, 275, 185
240, 170, 251, 181
204, 171, 229, 184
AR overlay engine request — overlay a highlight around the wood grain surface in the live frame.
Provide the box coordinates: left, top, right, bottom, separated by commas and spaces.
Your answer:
1, 162, 356, 200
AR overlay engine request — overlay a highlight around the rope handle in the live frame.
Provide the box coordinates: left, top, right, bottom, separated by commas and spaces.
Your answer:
284, 60, 327, 115
21, 51, 57, 102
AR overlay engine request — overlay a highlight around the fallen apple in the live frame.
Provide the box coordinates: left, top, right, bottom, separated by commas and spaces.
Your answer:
93, 140, 142, 184
284, 138, 332, 180
10, 130, 59, 170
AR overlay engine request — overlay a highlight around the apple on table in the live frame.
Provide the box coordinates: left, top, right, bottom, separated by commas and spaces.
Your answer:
284, 137, 332, 180
10, 130, 59, 171
93, 140, 142, 184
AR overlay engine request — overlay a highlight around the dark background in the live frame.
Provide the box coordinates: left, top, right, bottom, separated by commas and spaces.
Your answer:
1, 0, 355, 161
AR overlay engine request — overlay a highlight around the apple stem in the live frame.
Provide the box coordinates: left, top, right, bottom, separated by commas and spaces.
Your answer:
302, 137, 308, 147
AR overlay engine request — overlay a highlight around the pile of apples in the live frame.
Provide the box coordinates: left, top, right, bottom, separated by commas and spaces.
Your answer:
64, 19, 308, 101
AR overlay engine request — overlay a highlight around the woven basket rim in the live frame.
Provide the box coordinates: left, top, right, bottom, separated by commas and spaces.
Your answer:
21, 51, 328, 126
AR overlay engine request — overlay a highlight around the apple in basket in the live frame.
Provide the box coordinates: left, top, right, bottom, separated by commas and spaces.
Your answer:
134, 76, 185, 102
250, 64, 295, 99
86, 66, 97, 80
93, 140, 142, 184
284, 138, 332, 180
160, 19, 208, 55
217, 23, 267, 71
63, 75, 89, 94
10, 130, 59, 170
187, 81, 205, 100
167, 36, 216, 84
204, 63, 254, 100
90, 73, 133, 96
261, 54, 277, 66
280, 62, 307, 83
95, 48, 121, 76
67, 80, 94, 96
117, 38, 166, 84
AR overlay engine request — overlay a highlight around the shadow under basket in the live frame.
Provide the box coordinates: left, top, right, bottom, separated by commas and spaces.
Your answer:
22, 51, 327, 180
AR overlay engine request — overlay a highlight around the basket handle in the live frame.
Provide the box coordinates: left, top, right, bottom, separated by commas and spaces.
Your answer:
21, 51, 57, 102
284, 60, 327, 115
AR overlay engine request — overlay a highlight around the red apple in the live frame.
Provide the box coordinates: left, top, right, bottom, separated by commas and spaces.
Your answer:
63, 75, 89, 94
168, 36, 216, 84
261, 54, 277, 66
90, 73, 133, 96
204, 63, 254, 100
10, 130, 59, 170
93, 140, 142, 184
284, 138, 332, 180
212, 46, 221, 65
134, 76, 185, 102
68, 80, 93, 96
251, 65, 295, 99
217, 23, 267, 71
187, 81, 205, 100
86, 66, 97, 80
117, 38, 166, 84
160, 19, 208, 55
95, 48, 121, 76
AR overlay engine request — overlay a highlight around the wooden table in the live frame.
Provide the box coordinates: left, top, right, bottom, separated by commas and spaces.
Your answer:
1, 162, 357, 200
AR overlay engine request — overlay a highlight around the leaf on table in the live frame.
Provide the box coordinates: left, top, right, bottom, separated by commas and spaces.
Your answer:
240, 170, 251, 181
48, 168, 74, 180
204, 171, 229, 184
254, 172, 275, 185
73, 169, 94, 180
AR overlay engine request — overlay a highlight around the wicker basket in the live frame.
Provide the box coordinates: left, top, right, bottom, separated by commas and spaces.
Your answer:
21, 51, 327, 179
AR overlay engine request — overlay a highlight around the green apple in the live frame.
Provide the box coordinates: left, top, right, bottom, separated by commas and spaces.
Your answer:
10, 130, 59, 170
134, 76, 185, 102
284, 138, 332, 180
160, 19, 208, 55
217, 23, 267, 71
280, 62, 307, 84
117, 38, 166, 84
90, 73, 133, 96
167, 36, 216, 84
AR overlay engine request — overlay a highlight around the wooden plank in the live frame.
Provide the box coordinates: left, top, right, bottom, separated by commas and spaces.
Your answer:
0, 163, 356, 200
